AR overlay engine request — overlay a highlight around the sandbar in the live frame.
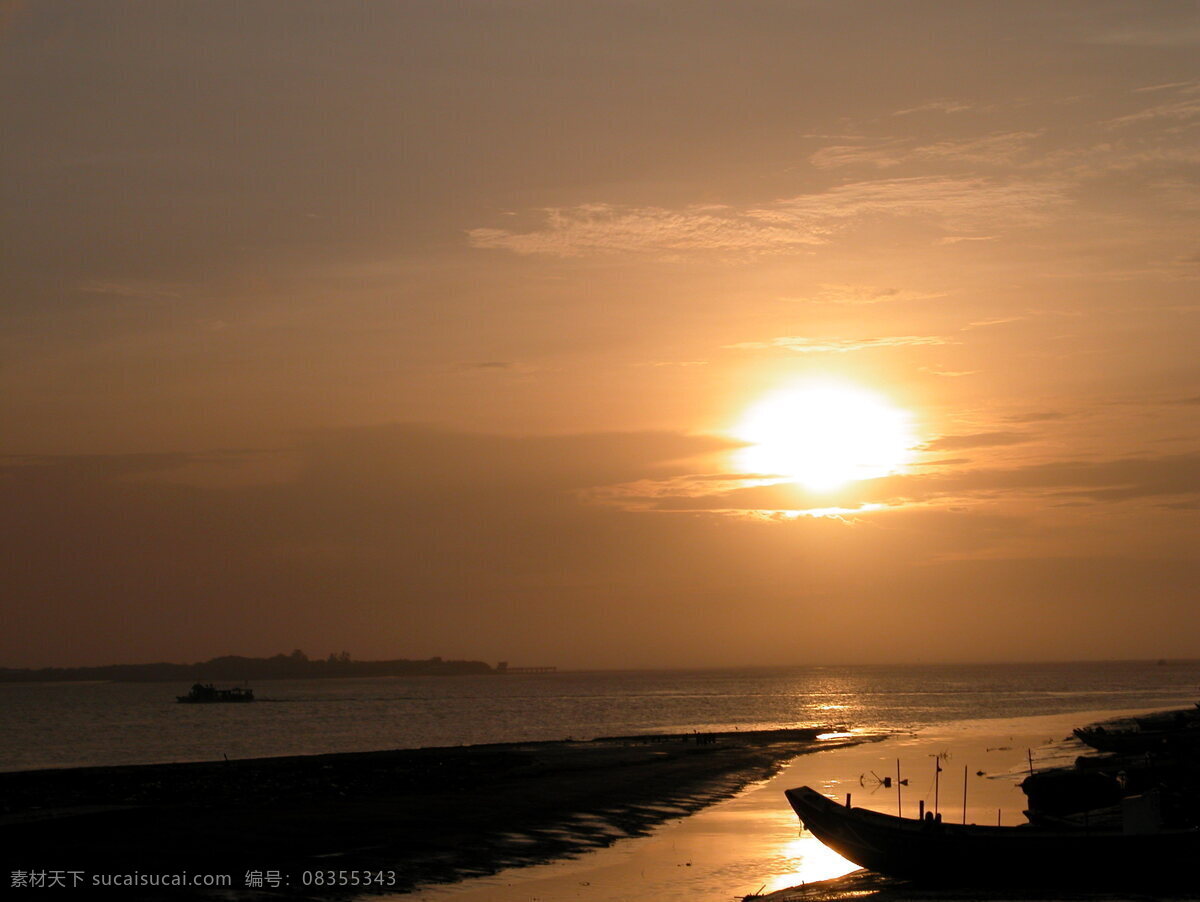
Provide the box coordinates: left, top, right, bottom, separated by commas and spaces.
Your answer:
0, 728, 859, 898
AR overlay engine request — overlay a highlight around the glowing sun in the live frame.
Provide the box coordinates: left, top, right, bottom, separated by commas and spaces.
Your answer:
733, 380, 917, 492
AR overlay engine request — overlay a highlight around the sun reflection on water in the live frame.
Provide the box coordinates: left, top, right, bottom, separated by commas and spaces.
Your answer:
761, 833, 858, 893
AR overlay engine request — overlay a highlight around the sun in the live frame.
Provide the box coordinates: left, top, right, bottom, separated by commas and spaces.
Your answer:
733, 380, 917, 492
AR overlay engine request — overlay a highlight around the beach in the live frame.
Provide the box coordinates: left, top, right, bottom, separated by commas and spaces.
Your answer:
6, 705, 1199, 900
1, 728, 857, 899
407, 707, 1197, 902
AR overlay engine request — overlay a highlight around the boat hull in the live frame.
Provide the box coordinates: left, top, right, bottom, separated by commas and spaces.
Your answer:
785, 786, 1200, 887
1073, 725, 1200, 754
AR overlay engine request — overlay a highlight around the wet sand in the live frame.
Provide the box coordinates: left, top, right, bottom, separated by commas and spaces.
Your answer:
410, 707, 1199, 902
7, 708, 1194, 901
0, 728, 857, 898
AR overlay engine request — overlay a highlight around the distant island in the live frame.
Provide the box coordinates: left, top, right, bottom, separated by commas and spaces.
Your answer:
0, 650, 505, 683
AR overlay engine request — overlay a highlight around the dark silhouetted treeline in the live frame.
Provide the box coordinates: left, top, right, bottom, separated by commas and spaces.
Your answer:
0, 649, 494, 683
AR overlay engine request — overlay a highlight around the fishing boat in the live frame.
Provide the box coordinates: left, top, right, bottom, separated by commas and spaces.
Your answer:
785, 785, 1200, 887
176, 682, 255, 703
1020, 766, 1123, 817
1022, 750, 1200, 821
1073, 723, 1200, 754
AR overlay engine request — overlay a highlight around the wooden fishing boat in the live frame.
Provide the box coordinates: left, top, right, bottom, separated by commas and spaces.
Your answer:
1023, 751, 1200, 820
1020, 767, 1123, 817
785, 785, 1200, 887
1073, 724, 1200, 754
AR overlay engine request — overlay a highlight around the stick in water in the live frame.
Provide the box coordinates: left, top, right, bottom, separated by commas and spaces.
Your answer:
962, 765, 968, 824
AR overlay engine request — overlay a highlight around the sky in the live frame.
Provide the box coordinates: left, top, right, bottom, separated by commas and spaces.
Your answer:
2, 1, 1198, 669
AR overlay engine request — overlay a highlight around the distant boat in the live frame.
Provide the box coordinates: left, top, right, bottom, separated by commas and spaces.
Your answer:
784, 785, 1200, 887
176, 682, 254, 703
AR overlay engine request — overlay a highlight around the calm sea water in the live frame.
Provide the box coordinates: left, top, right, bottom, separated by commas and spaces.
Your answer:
2, 661, 1198, 772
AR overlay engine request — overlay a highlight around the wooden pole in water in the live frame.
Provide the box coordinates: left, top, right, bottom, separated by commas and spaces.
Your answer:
896, 759, 902, 817
962, 765, 968, 824
933, 757, 941, 816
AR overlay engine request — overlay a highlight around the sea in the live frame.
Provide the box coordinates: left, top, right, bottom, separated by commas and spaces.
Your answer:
3, 660, 1199, 773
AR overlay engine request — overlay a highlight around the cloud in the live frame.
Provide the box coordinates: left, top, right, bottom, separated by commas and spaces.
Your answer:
812, 132, 1041, 170
767, 177, 1067, 231
919, 367, 977, 377
787, 284, 949, 305
468, 177, 1067, 258
1083, 23, 1200, 48
910, 131, 1042, 165
938, 235, 998, 245
870, 452, 1200, 506
1134, 82, 1200, 94
924, 431, 1032, 451
0, 426, 742, 662
962, 316, 1030, 330
1004, 411, 1069, 424
467, 203, 826, 258
5, 427, 1199, 668
1106, 83, 1200, 128
809, 143, 907, 169
893, 99, 973, 116
1107, 98, 1200, 127
727, 335, 949, 353
614, 449, 1200, 518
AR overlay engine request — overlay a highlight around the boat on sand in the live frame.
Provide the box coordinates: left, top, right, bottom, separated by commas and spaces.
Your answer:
1073, 723, 1200, 754
784, 785, 1200, 887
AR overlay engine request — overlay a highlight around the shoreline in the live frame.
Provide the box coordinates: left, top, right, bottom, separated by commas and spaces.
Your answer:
1, 728, 863, 898
410, 706, 1196, 902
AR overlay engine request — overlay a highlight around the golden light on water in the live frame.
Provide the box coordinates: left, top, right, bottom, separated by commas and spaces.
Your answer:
761, 833, 858, 893
733, 380, 917, 492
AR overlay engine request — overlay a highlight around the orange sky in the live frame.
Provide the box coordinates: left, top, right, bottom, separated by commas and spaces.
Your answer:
2, 1, 1198, 668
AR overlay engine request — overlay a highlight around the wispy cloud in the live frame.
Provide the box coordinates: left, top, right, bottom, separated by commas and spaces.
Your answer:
468, 203, 826, 258
962, 315, 1030, 330
912, 131, 1042, 165
810, 142, 907, 169
468, 176, 1067, 259
785, 284, 948, 305
765, 176, 1066, 232
924, 431, 1031, 451
1106, 82, 1200, 127
727, 335, 948, 353
893, 99, 973, 116
919, 367, 978, 378
1083, 23, 1200, 48
924, 453, 1200, 505
1005, 412, 1068, 425
812, 132, 1041, 170
1134, 81, 1200, 94
938, 235, 999, 245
